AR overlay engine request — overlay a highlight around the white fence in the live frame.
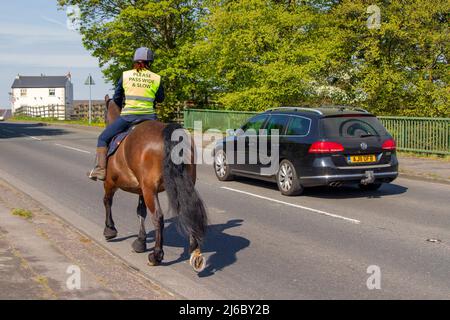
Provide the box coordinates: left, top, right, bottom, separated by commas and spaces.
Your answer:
15, 105, 69, 120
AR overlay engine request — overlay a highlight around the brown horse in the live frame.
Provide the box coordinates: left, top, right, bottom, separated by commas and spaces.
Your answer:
102, 96, 207, 272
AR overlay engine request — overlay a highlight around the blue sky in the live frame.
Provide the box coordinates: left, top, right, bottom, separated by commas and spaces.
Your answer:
0, 0, 113, 108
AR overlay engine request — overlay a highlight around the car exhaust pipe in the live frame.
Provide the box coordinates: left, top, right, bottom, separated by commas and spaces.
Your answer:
329, 182, 343, 187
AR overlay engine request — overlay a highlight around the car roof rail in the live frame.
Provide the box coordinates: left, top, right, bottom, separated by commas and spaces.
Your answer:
320, 105, 370, 113
267, 107, 323, 115
353, 108, 370, 113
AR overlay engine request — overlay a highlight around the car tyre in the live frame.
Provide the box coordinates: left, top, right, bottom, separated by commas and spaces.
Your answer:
358, 182, 383, 191
277, 160, 303, 196
214, 149, 234, 181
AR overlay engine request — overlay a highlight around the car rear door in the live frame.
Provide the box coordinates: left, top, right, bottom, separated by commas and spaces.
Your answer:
282, 115, 313, 169
255, 114, 290, 175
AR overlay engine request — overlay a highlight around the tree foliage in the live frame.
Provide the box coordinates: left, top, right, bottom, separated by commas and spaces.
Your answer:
326, 0, 450, 117
58, 0, 449, 117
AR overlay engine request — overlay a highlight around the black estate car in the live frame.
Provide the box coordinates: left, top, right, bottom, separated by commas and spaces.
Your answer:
213, 107, 399, 196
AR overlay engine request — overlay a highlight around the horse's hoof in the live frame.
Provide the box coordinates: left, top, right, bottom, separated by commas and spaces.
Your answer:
103, 226, 118, 240
148, 253, 160, 266
190, 250, 206, 273
148, 251, 164, 266
132, 239, 147, 253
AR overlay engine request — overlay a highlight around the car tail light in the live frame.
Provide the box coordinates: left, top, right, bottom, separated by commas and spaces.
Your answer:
382, 139, 396, 151
309, 141, 344, 153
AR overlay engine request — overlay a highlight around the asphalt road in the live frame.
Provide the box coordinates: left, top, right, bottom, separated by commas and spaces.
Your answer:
0, 121, 449, 299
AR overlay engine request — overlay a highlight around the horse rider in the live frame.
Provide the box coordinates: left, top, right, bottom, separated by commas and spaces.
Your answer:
88, 47, 165, 181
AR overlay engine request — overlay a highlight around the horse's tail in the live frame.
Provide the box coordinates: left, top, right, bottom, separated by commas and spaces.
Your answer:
162, 123, 208, 244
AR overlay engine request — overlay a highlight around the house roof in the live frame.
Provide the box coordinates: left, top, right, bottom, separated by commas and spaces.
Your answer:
11, 76, 70, 89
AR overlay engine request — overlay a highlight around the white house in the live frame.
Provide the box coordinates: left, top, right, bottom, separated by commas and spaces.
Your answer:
10, 75, 74, 120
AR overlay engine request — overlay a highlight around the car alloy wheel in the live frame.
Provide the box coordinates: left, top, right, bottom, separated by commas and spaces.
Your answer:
215, 151, 227, 178
214, 150, 234, 181
277, 160, 303, 196
279, 162, 294, 192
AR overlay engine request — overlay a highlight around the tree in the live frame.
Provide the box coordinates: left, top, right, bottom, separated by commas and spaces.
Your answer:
189, 0, 338, 111
58, 0, 207, 119
314, 0, 450, 116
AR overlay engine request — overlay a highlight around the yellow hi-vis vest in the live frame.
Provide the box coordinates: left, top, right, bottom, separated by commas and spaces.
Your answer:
121, 69, 161, 115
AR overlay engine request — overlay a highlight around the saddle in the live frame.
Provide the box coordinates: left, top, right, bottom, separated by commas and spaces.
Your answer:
107, 119, 149, 158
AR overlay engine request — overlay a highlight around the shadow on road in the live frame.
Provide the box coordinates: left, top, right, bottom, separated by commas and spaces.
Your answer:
0, 122, 68, 139
111, 218, 250, 277
303, 184, 408, 199
231, 176, 408, 199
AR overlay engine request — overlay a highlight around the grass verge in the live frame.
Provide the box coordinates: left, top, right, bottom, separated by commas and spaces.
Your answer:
10, 116, 106, 128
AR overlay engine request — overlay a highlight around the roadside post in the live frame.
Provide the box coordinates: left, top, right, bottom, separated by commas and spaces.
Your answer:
84, 74, 96, 125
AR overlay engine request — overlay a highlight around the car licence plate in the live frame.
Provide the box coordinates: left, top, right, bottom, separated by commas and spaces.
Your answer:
348, 155, 377, 164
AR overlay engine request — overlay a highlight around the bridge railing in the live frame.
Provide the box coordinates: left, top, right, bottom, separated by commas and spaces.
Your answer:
184, 109, 450, 155
184, 109, 258, 131
378, 116, 450, 155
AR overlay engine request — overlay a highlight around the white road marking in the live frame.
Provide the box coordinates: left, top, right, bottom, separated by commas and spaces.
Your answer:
22, 134, 42, 141
54, 144, 91, 154
221, 187, 361, 225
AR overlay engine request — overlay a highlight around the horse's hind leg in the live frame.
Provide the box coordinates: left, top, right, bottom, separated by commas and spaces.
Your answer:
132, 196, 147, 253
103, 183, 118, 240
143, 189, 164, 266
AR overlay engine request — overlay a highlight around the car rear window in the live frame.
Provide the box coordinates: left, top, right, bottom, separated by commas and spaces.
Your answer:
321, 116, 388, 138
286, 116, 311, 136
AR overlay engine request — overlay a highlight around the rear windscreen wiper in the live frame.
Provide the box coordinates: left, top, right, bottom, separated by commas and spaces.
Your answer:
360, 133, 377, 138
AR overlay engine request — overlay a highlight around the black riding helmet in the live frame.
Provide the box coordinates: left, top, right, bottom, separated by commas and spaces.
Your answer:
133, 47, 154, 63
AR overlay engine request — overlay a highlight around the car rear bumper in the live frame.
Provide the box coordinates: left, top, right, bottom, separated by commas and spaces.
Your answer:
298, 155, 399, 187
300, 171, 398, 186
